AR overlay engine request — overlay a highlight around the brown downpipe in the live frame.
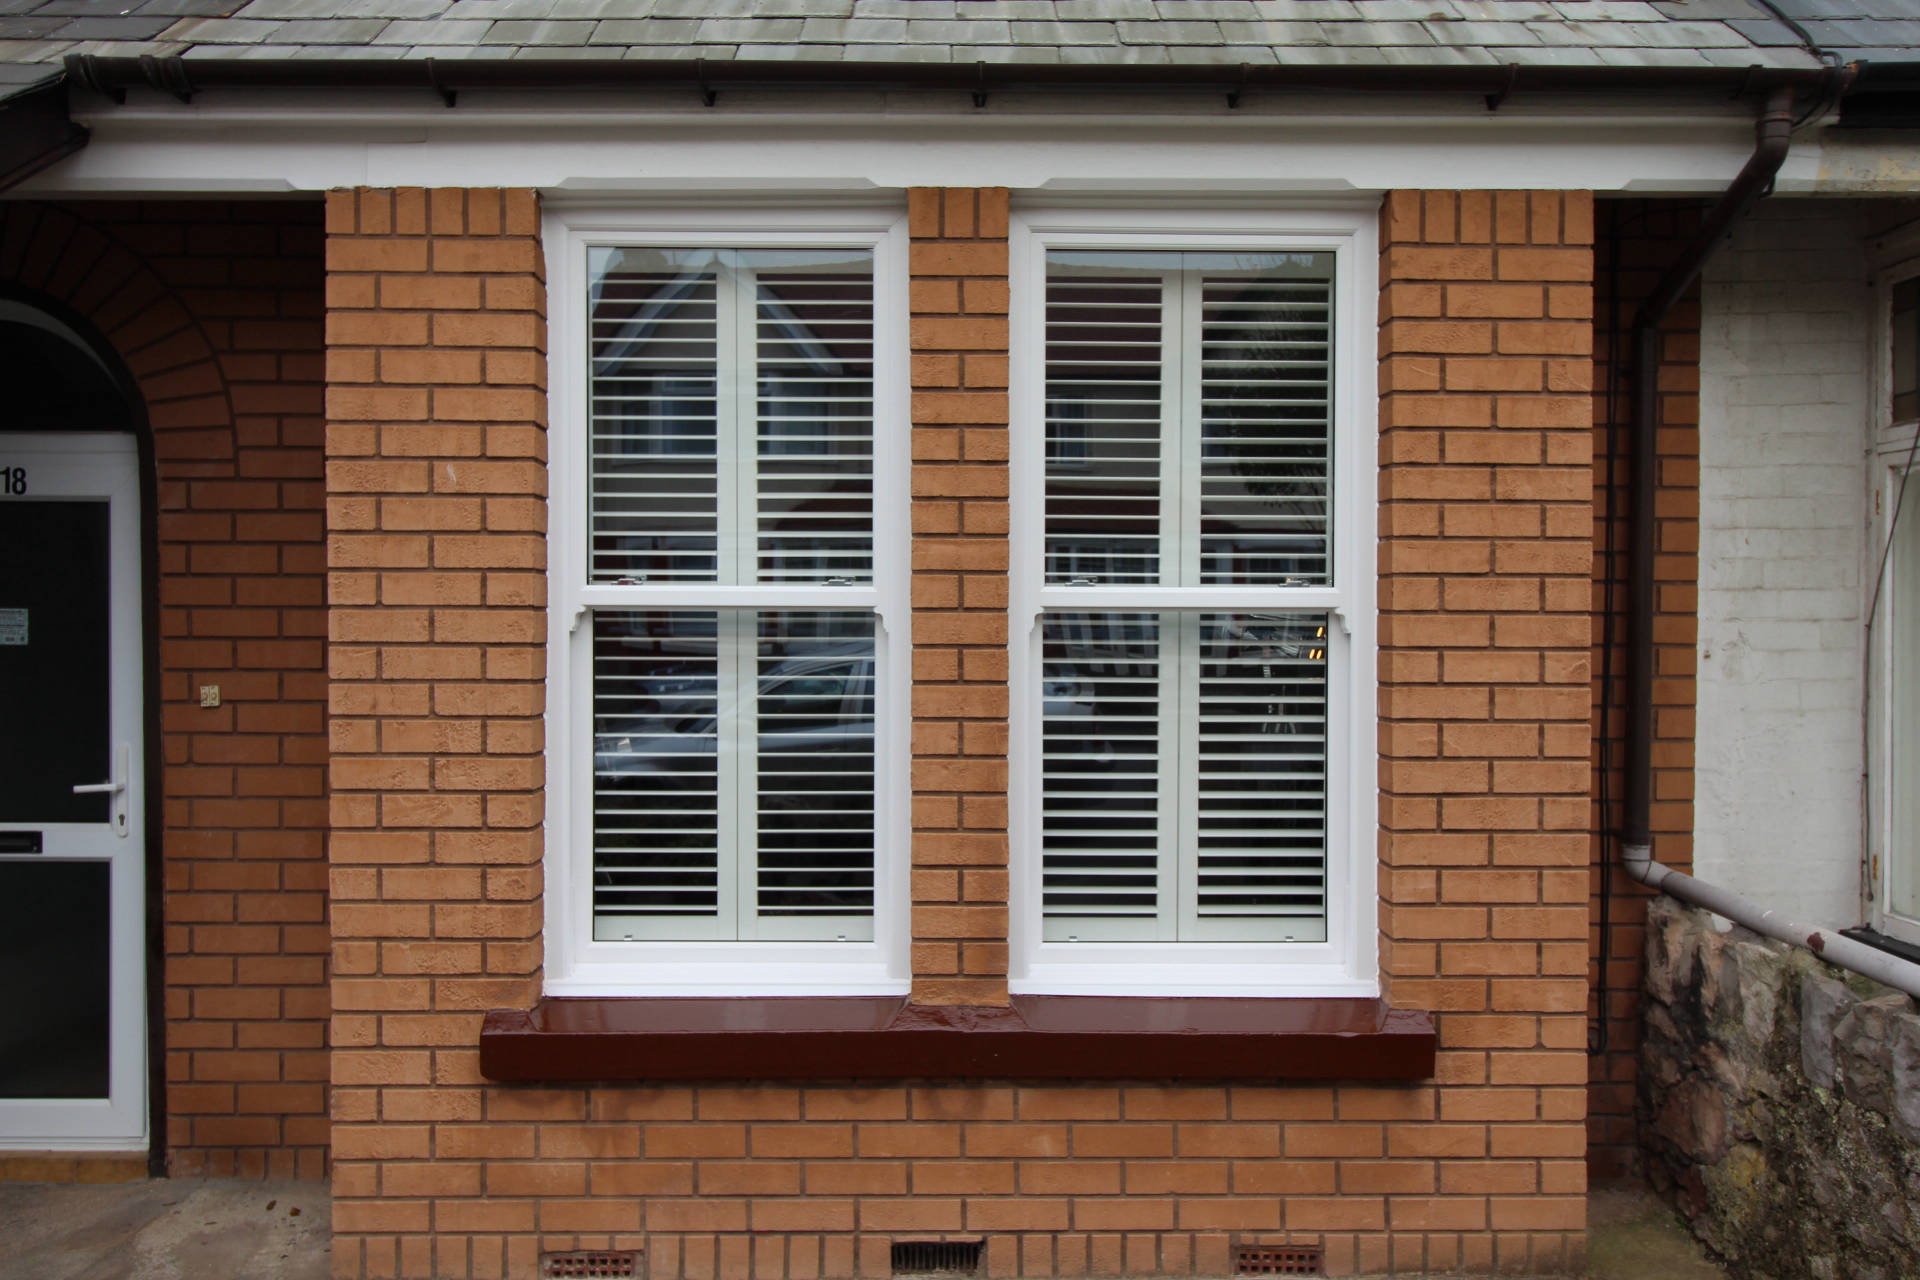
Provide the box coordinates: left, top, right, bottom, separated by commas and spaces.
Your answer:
1621, 85, 1796, 860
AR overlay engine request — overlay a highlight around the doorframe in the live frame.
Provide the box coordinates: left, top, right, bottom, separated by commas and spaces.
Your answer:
0, 284, 163, 1174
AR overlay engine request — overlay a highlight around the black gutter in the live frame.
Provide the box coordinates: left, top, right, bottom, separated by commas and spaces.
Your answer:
63, 52, 1827, 110
1621, 85, 1799, 856
0, 76, 88, 194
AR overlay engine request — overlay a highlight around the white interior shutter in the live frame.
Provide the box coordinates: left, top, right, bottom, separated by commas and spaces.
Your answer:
1183, 613, 1329, 942
1196, 271, 1334, 586
1043, 270, 1166, 586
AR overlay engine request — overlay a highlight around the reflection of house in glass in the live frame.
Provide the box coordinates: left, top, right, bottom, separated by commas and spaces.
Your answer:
1043, 251, 1335, 588
587, 247, 877, 586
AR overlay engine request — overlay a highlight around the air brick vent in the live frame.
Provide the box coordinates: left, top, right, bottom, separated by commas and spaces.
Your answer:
541, 1250, 642, 1279
1233, 1244, 1324, 1275
891, 1240, 984, 1274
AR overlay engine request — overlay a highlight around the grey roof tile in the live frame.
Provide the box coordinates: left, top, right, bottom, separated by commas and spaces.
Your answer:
588, 17, 697, 42
796, 15, 906, 39
373, 17, 490, 41
1006, 19, 1119, 41
1114, 18, 1222, 40
480, 18, 593, 41
1270, 42, 1390, 62
853, 0, 956, 16
959, 1, 1056, 14
1055, 0, 1157, 16
0, 13, 77, 34
695, 16, 802, 40
910, 18, 1011, 40
268, 17, 393, 41
440, 0, 556, 17
1421, 18, 1544, 42
1724, 15, 1801, 42
841, 40, 952, 57
0, 0, 1845, 74
162, 15, 277, 39
136, 0, 252, 15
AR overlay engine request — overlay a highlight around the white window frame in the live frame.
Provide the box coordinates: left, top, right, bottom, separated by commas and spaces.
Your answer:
1867, 238, 1920, 947
1007, 201, 1380, 997
544, 202, 912, 996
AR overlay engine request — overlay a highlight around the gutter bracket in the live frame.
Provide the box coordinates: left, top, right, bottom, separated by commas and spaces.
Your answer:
1226, 62, 1249, 109
1485, 63, 1518, 112
140, 54, 193, 104
425, 58, 456, 108
972, 60, 988, 109
698, 58, 716, 107
64, 53, 124, 105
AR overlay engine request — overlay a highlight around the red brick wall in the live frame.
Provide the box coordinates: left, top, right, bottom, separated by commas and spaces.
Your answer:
0, 198, 330, 1178
1374, 190, 1595, 1270
1586, 201, 1703, 1179
909, 187, 1011, 1007
321, 187, 1598, 1279
323, 186, 550, 1278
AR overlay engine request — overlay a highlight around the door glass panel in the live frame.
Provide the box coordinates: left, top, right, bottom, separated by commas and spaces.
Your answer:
1891, 479, 1920, 920
0, 861, 110, 1098
0, 500, 110, 824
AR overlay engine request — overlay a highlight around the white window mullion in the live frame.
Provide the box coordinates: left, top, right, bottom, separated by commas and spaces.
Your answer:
1165, 610, 1195, 943
712, 254, 746, 587
718, 609, 748, 939
1167, 270, 1198, 590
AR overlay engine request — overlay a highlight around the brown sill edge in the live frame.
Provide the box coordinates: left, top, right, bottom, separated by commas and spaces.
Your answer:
479, 996, 1435, 1083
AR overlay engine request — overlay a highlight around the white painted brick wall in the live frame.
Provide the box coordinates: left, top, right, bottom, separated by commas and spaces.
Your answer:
1695, 199, 1868, 928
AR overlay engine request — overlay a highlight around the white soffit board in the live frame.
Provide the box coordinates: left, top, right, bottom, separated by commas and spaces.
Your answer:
8, 92, 1820, 198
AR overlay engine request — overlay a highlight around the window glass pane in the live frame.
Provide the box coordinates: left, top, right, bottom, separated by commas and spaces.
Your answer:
1894, 278, 1918, 423
593, 610, 722, 935
1039, 611, 1331, 944
1891, 481, 1920, 920
1044, 251, 1335, 588
592, 609, 876, 941
588, 248, 874, 586
589, 250, 721, 583
1044, 272, 1165, 585
1042, 612, 1164, 939
754, 610, 876, 927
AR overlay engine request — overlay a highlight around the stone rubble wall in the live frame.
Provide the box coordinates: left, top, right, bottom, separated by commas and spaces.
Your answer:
1638, 895, 1920, 1280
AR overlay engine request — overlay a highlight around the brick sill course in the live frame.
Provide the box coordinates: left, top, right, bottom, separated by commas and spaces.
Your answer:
479, 995, 1435, 1082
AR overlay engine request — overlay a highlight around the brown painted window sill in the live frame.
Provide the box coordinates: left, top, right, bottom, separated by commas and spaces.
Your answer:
479, 995, 1435, 1083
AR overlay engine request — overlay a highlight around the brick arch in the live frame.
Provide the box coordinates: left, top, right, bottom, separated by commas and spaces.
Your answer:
0, 199, 331, 1180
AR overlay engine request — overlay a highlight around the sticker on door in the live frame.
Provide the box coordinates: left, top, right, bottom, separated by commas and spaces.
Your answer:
0, 608, 24, 646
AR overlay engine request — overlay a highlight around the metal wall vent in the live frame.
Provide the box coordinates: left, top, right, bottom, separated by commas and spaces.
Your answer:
542, 1250, 642, 1279
891, 1240, 984, 1274
1233, 1244, 1324, 1275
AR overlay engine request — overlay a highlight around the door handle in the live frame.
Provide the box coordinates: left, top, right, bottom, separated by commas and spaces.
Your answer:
72, 743, 130, 837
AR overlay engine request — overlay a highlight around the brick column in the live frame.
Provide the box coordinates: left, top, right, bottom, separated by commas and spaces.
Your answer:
324, 188, 547, 1279
1376, 192, 1594, 1274
907, 187, 1011, 1007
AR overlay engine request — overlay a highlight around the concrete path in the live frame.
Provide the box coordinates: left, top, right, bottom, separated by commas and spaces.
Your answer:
0, 1178, 330, 1280
0, 1176, 1718, 1280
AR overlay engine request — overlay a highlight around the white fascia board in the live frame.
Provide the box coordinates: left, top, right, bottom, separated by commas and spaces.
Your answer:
10, 90, 1800, 198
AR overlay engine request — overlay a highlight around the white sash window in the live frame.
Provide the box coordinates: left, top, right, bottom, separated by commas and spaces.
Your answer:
548, 208, 910, 994
1010, 209, 1378, 996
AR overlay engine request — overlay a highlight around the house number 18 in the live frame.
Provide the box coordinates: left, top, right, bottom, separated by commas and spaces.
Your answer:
1, 467, 24, 495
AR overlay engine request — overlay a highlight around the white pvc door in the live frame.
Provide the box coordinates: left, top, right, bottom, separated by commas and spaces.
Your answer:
0, 433, 146, 1149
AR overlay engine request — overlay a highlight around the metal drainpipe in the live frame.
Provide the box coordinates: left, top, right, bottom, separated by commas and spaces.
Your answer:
1619, 83, 1920, 1001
